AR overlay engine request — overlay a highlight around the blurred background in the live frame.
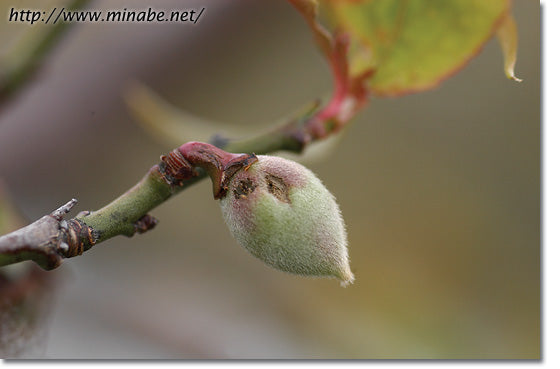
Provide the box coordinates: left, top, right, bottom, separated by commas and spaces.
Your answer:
0, 0, 539, 359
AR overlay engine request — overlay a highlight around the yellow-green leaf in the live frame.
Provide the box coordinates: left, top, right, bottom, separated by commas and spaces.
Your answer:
322, 0, 511, 96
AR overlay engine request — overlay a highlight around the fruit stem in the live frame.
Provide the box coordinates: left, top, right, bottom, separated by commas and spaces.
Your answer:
178, 142, 258, 199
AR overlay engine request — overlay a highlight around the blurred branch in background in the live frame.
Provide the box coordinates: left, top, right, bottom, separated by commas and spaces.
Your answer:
0, 0, 91, 109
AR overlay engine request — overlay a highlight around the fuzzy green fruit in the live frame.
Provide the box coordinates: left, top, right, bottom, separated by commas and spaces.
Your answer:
220, 155, 354, 286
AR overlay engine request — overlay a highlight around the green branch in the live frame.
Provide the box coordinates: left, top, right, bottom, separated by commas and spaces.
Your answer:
0, 114, 326, 269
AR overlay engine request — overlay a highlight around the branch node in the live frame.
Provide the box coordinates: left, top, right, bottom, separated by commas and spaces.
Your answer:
133, 214, 159, 234
159, 149, 195, 186
57, 218, 96, 257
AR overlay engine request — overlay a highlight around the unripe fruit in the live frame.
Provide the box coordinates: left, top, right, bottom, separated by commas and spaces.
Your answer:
220, 156, 354, 286
175, 142, 354, 286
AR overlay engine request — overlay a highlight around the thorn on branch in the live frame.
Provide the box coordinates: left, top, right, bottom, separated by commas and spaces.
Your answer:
50, 198, 78, 220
